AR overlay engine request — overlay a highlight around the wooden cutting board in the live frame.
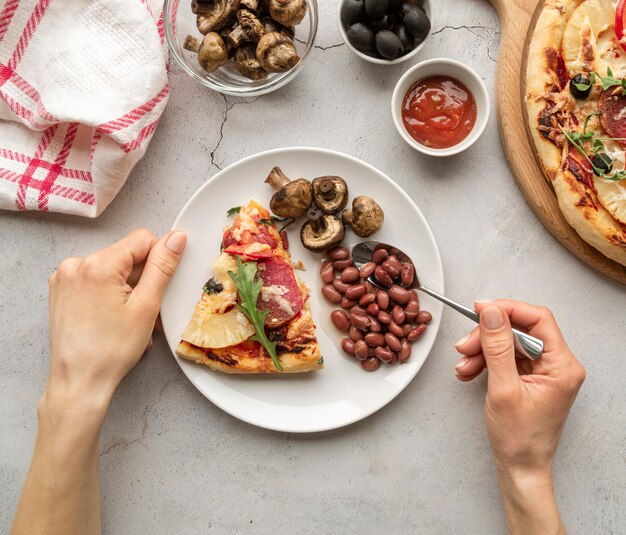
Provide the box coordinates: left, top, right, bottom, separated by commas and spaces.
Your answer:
489, 0, 626, 285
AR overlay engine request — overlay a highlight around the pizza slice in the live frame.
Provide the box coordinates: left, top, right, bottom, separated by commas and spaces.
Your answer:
176, 199, 323, 374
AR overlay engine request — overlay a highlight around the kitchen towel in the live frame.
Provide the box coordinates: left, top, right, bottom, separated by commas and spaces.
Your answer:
0, 0, 169, 217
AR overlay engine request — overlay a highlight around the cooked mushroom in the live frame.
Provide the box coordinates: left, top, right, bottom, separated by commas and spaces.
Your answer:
261, 17, 295, 39
234, 45, 267, 80
265, 166, 312, 218
196, 0, 241, 35
268, 0, 307, 26
227, 9, 265, 48
191, 0, 215, 16
256, 32, 300, 72
241, 0, 259, 10
300, 208, 345, 252
312, 176, 348, 214
184, 33, 229, 73
342, 196, 384, 237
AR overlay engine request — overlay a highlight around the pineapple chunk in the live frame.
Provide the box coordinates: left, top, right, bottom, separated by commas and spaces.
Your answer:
596, 178, 626, 224
181, 305, 255, 349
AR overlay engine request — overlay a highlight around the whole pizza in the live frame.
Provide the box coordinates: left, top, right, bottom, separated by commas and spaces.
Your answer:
526, 0, 626, 266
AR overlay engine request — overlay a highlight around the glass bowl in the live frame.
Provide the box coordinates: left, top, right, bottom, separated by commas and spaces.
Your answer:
164, 0, 318, 96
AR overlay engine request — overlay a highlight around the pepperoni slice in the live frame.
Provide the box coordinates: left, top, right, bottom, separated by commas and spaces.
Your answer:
599, 90, 626, 144
256, 257, 303, 329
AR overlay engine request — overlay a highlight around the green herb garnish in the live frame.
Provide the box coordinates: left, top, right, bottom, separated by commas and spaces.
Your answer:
258, 218, 272, 225
228, 256, 282, 371
590, 68, 626, 95
226, 206, 241, 217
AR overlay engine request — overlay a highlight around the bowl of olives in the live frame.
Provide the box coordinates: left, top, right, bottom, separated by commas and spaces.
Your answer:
338, 0, 432, 64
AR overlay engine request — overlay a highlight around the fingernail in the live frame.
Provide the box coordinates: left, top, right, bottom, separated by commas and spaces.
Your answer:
482, 306, 504, 330
454, 334, 470, 347
455, 356, 470, 370
166, 231, 187, 254
474, 299, 492, 305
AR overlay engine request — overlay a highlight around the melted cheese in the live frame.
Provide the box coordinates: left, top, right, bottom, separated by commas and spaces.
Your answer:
261, 284, 295, 316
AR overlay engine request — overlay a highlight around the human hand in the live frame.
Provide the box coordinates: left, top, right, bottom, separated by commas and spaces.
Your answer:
45, 228, 186, 416
454, 300, 585, 533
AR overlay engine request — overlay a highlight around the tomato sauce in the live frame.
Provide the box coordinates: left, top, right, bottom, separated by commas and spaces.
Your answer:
401, 76, 477, 149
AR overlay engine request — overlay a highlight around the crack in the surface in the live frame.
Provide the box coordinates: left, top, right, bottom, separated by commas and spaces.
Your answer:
209, 94, 260, 171
430, 25, 500, 63
295, 37, 345, 51
99, 378, 182, 457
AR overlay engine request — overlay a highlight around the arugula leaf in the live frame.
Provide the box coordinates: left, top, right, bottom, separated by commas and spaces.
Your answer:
591, 68, 626, 94
258, 218, 272, 226
226, 206, 241, 217
228, 256, 282, 371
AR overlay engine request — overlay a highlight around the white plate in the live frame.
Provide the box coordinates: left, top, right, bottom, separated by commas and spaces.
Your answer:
161, 147, 444, 433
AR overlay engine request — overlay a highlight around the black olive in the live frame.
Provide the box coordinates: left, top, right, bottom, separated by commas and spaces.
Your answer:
569, 73, 593, 100
592, 153, 613, 175
347, 22, 375, 51
387, 0, 402, 13
375, 30, 403, 59
341, 0, 365, 27
369, 14, 393, 32
394, 24, 414, 52
365, 0, 389, 20
402, 5, 430, 39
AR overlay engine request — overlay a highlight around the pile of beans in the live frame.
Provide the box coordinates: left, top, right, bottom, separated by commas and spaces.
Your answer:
320, 246, 432, 371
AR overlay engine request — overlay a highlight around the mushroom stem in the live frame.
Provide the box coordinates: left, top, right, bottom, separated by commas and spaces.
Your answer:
184, 35, 201, 53
342, 209, 353, 225
265, 166, 291, 190
307, 208, 326, 235
317, 177, 336, 200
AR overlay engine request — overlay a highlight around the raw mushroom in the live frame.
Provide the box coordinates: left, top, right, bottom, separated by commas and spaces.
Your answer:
300, 208, 346, 252
268, 0, 307, 27
256, 32, 300, 72
191, 0, 216, 16
234, 45, 268, 79
261, 17, 295, 39
227, 9, 265, 48
265, 166, 313, 218
184, 33, 229, 73
240, 0, 259, 10
196, 0, 242, 34
342, 196, 384, 237
312, 176, 349, 214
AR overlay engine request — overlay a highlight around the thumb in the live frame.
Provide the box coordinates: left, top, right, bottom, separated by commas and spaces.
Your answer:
479, 305, 520, 389
134, 230, 187, 306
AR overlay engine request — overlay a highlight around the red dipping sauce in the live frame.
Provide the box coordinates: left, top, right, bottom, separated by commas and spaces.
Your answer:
402, 76, 477, 149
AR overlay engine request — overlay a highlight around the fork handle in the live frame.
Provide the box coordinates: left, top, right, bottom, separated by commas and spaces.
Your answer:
418, 285, 543, 361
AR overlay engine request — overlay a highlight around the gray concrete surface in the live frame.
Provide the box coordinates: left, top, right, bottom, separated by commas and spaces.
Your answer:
1, 1, 625, 533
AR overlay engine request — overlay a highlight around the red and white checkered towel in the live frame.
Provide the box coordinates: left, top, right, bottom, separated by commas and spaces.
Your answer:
0, 0, 169, 217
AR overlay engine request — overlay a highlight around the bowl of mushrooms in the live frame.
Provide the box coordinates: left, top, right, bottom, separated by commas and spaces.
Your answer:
165, 0, 319, 96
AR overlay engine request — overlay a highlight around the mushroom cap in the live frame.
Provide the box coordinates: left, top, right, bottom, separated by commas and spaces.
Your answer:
342, 196, 384, 237
300, 213, 345, 252
196, 0, 241, 34
238, 8, 265, 39
234, 45, 268, 80
197, 33, 229, 73
256, 32, 300, 73
268, 0, 307, 27
269, 178, 313, 218
312, 175, 349, 214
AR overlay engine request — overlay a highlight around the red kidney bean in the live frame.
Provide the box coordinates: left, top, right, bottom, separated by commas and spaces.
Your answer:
341, 297, 357, 309
333, 258, 353, 270
384, 332, 401, 352
417, 310, 432, 324
392, 305, 405, 325
365, 281, 374, 293
359, 262, 376, 279
349, 326, 363, 342
331, 310, 350, 331
320, 261, 335, 284
387, 255, 401, 271
404, 300, 420, 321
389, 284, 410, 305
341, 267, 360, 283
382, 260, 400, 278
388, 352, 397, 365
408, 290, 419, 305
402, 324, 412, 337
365, 332, 385, 347
387, 320, 404, 338
359, 293, 376, 306
374, 266, 392, 286
322, 285, 342, 304
366, 302, 380, 316
361, 357, 381, 371
377, 311, 391, 324
345, 283, 367, 301
332, 278, 350, 294
351, 305, 367, 316
350, 312, 370, 331
400, 262, 415, 287
341, 338, 355, 355
372, 249, 389, 265
374, 346, 394, 363
407, 324, 427, 341
369, 317, 382, 332
398, 339, 412, 363
327, 246, 350, 260
353, 340, 368, 361
376, 291, 389, 310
